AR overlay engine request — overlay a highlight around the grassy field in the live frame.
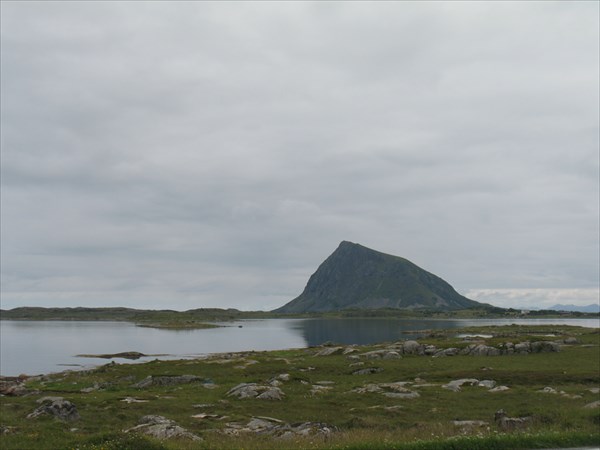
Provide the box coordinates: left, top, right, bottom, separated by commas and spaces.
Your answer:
0, 325, 598, 449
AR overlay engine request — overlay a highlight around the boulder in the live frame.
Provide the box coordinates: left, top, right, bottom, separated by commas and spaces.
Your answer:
314, 346, 343, 356
442, 379, 479, 392
0, 381, 28, 396
352, 367, 384, 376
583, 401, 600, 409
256, 387, 284, 400
226, 383, 285, 400
433, 348, 458, 358
402, 341, 424, 355
514, 342, 531, 354
221, 417, 336, 438
462, 344, 501, 356
125, 415, 201, 441
133, 375, 204, 389
530, 341, 560, 353
478, 380, 496, 389
27, 397, 80, 421
489, 386, 510, 392
494, 409, 532, 430
452, 420, 488, 427
383, 391, 420, 399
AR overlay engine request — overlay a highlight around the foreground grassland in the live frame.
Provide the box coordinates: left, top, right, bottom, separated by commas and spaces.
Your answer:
1, 325, 599, 450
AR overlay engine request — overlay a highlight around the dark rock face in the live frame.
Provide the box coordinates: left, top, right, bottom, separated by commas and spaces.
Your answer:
275, 241, 481, 313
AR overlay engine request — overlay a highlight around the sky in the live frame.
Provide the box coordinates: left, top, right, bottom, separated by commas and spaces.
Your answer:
1, 1, 599, 312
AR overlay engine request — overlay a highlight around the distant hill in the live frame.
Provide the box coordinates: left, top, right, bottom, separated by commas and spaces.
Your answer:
274, 241, 482, 313
547, 304, 600, 313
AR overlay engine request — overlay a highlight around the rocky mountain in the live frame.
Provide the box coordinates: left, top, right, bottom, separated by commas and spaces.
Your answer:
275, 241, 482, 313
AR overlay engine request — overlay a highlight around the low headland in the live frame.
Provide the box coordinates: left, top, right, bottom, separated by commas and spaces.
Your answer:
1, 324, 599, 450
0, 305, 597, 330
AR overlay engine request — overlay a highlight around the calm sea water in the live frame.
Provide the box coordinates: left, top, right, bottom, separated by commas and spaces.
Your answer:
1, 317, 598, 376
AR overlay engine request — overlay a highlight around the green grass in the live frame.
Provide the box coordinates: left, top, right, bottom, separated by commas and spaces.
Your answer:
1, 325, 599, 449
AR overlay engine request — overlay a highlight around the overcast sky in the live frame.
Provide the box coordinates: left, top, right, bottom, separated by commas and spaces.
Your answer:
1, 1, 598, 311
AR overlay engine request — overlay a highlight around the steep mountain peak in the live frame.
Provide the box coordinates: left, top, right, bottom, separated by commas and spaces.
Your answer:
274, 241, 481, 313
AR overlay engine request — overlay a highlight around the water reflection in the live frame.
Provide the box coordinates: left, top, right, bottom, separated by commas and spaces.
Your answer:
1, 317, 597, 376
293, 317, 600, 346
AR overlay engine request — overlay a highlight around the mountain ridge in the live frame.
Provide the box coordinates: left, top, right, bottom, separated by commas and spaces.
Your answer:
275, 241, 481, 313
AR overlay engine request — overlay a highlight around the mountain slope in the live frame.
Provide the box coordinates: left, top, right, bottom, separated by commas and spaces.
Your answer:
275, 241, 481, 313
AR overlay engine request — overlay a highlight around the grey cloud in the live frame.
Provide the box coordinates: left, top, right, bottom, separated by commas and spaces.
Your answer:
1, 2, 598, 310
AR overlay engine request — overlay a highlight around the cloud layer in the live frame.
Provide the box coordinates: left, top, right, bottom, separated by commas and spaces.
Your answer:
1, 2, 598, 310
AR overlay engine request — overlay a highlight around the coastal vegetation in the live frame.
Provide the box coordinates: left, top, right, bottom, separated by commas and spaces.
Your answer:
1, 325, 598, 449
